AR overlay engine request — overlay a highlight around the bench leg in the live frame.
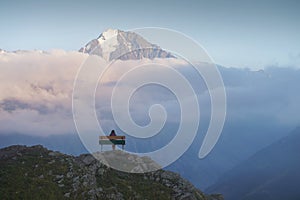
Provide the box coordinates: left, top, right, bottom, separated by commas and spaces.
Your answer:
112, 144, 116, 151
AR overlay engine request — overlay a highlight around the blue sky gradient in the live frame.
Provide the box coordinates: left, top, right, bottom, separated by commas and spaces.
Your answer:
1, 0, 300, 68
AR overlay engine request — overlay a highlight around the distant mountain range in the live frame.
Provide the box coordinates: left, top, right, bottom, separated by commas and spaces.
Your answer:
79, 28, 174, 61
206, 127, 300, 200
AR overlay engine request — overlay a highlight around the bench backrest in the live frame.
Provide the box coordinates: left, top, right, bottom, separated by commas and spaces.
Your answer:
99, 136, 126, 145
99, 136, 125, 140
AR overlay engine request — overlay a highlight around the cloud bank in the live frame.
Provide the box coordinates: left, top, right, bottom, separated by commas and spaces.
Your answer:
0, 50, 86, 136
0, 50, 300, 139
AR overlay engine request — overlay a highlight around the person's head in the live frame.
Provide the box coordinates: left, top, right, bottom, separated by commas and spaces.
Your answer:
110, 130, 116, 136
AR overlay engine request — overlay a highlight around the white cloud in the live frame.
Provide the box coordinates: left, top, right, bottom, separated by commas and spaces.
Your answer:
0, 51, 185, 136
0, 50, 300, 138
0, 50, 87, 136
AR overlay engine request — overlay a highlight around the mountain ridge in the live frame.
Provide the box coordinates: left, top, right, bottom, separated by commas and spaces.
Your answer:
206, 127, 300, 200
0, 144, 223, 200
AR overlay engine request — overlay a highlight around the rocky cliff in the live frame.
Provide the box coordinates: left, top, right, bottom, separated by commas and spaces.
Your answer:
0, 145, 222, 200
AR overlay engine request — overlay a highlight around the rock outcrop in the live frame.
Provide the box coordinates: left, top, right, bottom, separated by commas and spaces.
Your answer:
0, 145, 223, 200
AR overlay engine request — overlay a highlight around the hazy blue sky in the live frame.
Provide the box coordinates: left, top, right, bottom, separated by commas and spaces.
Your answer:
1, 0, 300, 69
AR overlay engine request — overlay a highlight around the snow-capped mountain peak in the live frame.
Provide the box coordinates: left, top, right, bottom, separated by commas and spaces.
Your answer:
79, 29, 174, 61
98, 28, 120, 41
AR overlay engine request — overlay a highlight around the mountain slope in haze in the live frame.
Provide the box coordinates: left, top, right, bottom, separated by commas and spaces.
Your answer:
206, 127, 300, 200
0, 145, 223, 200
0, 133, 87, 156
79, 28, 174, 61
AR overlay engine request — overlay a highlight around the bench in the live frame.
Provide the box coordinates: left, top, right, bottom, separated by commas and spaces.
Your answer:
99, 136, 126, 151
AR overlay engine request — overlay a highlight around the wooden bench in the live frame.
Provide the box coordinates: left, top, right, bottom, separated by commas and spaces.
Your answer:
99, 136, 126, 151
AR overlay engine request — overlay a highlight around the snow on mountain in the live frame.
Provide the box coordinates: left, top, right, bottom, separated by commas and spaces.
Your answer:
79, 28, 175, 61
